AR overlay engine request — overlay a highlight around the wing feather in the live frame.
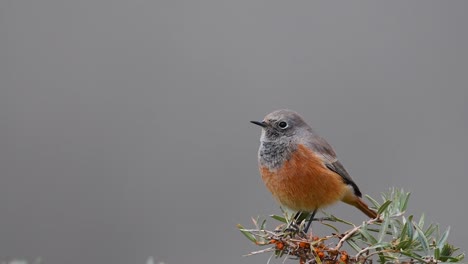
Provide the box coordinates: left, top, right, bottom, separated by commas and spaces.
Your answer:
304, 135, 362, 197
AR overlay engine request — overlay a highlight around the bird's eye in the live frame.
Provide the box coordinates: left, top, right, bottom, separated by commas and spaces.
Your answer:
278, 121, 288, 129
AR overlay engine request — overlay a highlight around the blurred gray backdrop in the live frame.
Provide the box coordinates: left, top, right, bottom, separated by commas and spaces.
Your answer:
1, 1, 467, 263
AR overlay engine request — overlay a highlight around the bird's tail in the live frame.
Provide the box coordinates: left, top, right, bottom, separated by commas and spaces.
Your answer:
353, 197, 378, 219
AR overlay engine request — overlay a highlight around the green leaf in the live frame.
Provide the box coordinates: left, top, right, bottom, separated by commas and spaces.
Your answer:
400, 217, 413, 242
270, 215, 287, 223
397, 222, 414, 250
450, 253, 465, 262
424, 223, 437, 238
399, 220, 409, 241
391, 219, 400, 237
400, 191, 411, 212
378, 214, 390, 243
251, 217, 258, 227
279, 206, 295, 223
237, 224, 257, 243
346, 239, 362, 253
378, 252, 386, 264
418, 213, 425, 229
406, 216, 414, 241
378, 254, 398, 262
437, 226, 450, 250
400, 250, 426, 263
365, 194, 381, 209
454, 253, 465, 262
260, 218, 267, 230
321, 222, 339, 233
399, 216, 414, 249
414, 223, 430, 255
377, 200, 393, 215
359, 223, 378, 244
397, 239, 412, 250
441, 256, 464, 262
364, 242, 391, 251
367, 228, 393, 235
440, 243, 456, 260
435, 247, 440, 260
328, 214, 354, 226
393, 218, 402, 226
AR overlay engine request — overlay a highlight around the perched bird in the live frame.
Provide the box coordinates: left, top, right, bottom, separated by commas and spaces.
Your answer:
251, 109, 377, 232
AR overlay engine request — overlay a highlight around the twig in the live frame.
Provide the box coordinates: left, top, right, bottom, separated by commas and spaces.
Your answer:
356, 248, 397, 261
333, 218, 381, 251
332, 225, 360, 251
243, 247, 275, 256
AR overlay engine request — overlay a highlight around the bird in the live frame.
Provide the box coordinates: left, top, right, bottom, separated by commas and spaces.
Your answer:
251, 109, 377, 232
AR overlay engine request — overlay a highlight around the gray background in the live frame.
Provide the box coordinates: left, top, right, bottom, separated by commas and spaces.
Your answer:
1, 1, 467, 263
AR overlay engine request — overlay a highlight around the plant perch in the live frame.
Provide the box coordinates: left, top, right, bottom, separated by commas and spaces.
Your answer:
237, 188, 464, 264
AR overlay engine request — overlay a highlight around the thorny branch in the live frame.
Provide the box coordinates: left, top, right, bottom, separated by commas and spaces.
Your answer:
238, 188, 464, 264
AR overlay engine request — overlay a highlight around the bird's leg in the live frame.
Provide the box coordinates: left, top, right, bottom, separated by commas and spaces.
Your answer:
284, 211, 302, 233
293, 211, 303, 223
303, 209, 317, 234
282, 211, 306, 234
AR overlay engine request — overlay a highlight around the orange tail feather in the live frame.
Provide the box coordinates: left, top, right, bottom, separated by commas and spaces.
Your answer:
353, 197, 378, 219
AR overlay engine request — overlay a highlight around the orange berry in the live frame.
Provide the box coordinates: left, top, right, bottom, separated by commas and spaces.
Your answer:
299, 241, 309, 248
276, 242, 284, 250
340, 251, 349, 263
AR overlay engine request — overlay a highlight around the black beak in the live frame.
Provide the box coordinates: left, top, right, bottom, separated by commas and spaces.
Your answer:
250, 121, 268, 128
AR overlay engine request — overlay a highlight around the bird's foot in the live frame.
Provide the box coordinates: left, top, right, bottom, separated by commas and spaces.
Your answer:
284, 222, 300, 233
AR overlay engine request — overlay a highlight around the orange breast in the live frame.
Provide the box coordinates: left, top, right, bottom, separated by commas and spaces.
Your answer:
260, 144, 348, 211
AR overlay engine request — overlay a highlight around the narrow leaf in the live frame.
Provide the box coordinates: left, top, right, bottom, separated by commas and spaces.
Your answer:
364, 242, 391, 251
435, 247, 440, 260
346, 239, 362, 253
424, 223, 437, 238
437, 226, 450, 250
378, 214, 390, 242
418, 213, 425, 229
260, 219, 267, 230
251, 217, 258, 227
377, 200, 393, 215
414, 223, 430, 255
321, 222, 339, 233
440, 243, 455, 258
270, 215, 287, 223
237, 224, 257, 243
360, 224, 378, 244
400, 250, 426, 262
378, 252, 386, 264
454, 253, 465, 261
442, 256, 464, 262
406, 216, 414, 240
368, 228, 393, 235
400, 192, 411, 212
391, 219, 400, 238
397, 239, 412, 250
365, 195, 381, 209
329, 214, 354, 226
399, 221, 409, 241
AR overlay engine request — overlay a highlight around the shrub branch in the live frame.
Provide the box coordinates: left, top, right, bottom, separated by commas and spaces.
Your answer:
238, 188, 464, 264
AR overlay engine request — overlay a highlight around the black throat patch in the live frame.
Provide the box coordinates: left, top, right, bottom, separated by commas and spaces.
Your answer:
258, 140, 295, 170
